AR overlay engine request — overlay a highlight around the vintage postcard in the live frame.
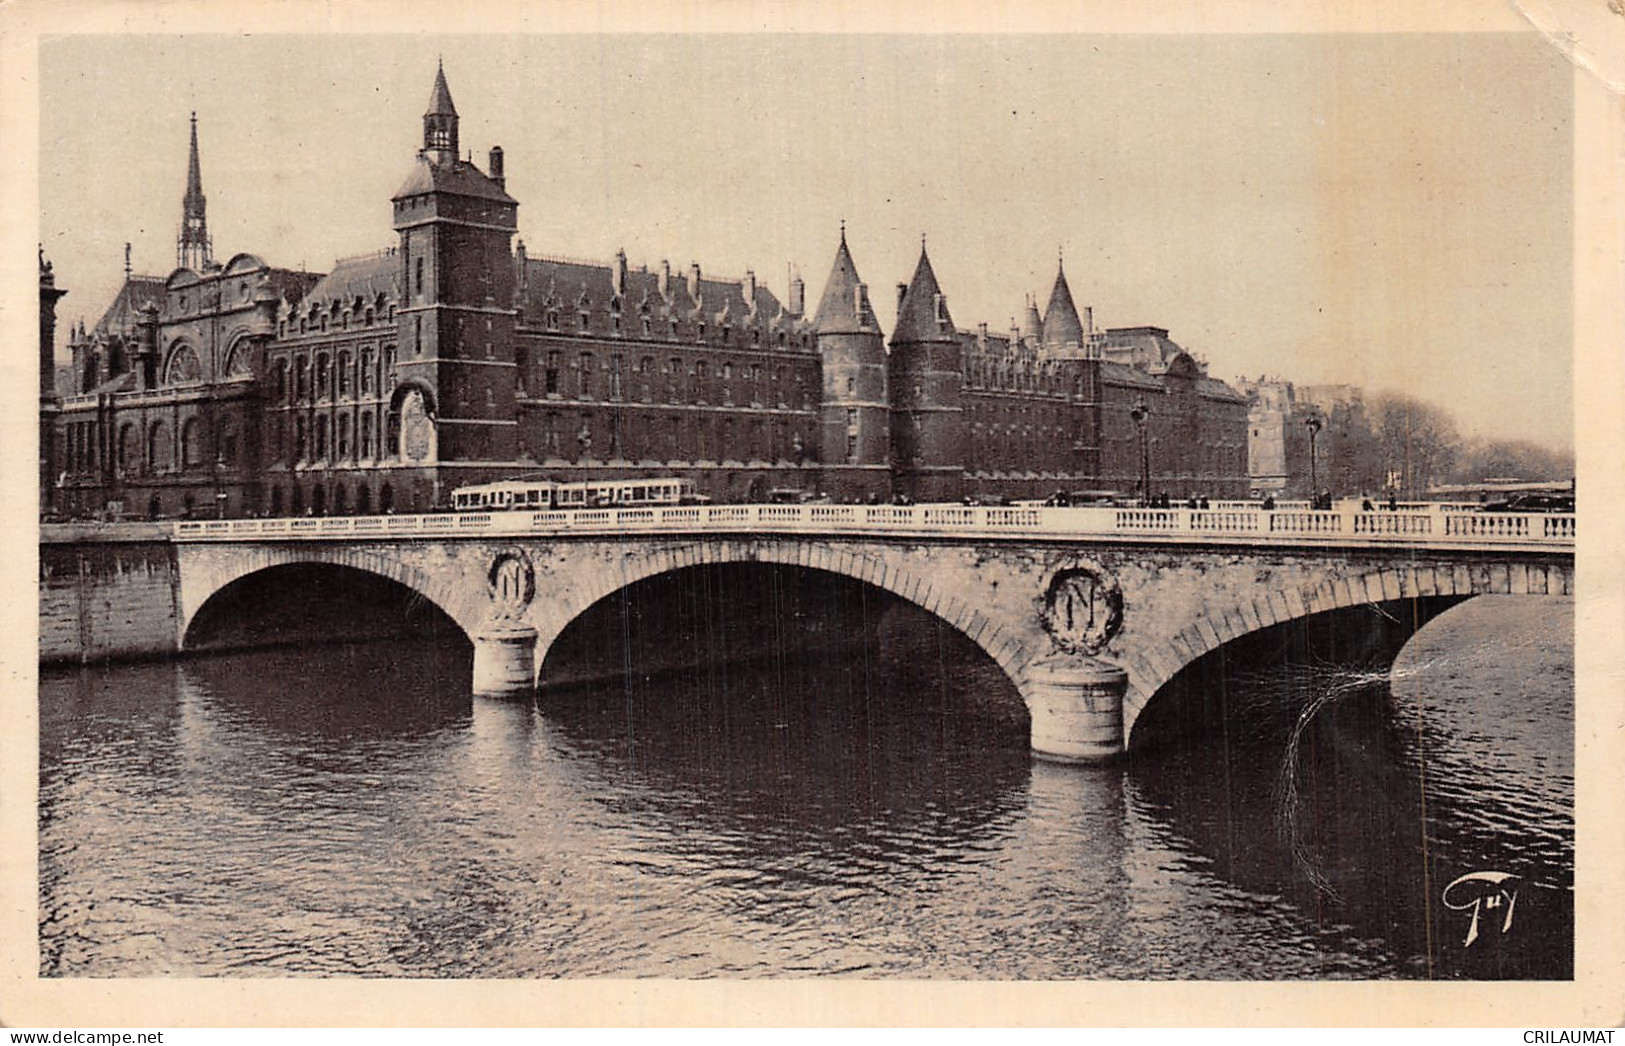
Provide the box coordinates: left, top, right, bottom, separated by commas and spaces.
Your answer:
3, 0, 1622, 1028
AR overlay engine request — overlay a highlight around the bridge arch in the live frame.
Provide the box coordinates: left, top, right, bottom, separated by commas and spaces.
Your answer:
1119, 558, 1573, 747
528, 540, 1038, 695
175, 544, 486, 651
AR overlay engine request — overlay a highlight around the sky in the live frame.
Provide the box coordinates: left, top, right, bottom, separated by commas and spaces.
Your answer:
39, 32, 1574, 451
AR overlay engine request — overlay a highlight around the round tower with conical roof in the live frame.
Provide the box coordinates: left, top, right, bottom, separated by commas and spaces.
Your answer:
812, 227, 891, 501
1038, 256, 1102, 480
888, 241, 965, 503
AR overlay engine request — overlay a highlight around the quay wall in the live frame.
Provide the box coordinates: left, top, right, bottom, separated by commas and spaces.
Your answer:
40, 525, 179, 665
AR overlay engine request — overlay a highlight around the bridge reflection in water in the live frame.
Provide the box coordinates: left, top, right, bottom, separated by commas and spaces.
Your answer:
38, 596, 1571, 978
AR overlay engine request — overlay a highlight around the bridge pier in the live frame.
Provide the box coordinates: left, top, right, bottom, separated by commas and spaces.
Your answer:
472, 624, 539, 698
1025, 654, 1127, 764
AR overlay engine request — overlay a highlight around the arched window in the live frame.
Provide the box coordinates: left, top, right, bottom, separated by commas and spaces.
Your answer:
337, 351, 352, 398
294, 416, 308, 462
295, 356, 310, 401
333, 485, 347, 515
315, 353, 331, 399
360, 412, 374, 460
315, 416, 329, 460
578, 353, 595, 398
117, 423, 137, 473
379, 483, 394, 513
290, 485, 304, 516
218, 418, 238, 468
356, 486, 372, 515
181, 417, 204, 469
148, 422, 172, 472
270, 486, 284, 516
148, 494, 162, 520
273, 359, 289, 402
165, 345, 202, 386
311, 484, 326, 516
337, 414, 351, 461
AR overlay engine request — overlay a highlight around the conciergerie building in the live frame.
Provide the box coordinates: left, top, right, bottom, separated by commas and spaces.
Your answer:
42, 64, 1250, 519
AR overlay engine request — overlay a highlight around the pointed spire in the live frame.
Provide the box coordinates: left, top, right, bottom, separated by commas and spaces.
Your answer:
176, 112, 212, 271
892, 242, 955, 344
184, 112, 204, 214
812, 228, 879, 334
1041, 254, 1084, 350
427, 58, 457, 117
422, 61, 460, 163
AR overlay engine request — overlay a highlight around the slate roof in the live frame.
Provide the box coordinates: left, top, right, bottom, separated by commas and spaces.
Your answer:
392, 156, 517, 204
92, 276, 165, 337
83, 371, 136, 396
891, 246, 956, 344
302, 252, 400, 311
1099, 360, 1162, 391
1041, 263, 1084, 349
811, 234, 880, 335
518, 255, 798, 331
426, 61, 457, 117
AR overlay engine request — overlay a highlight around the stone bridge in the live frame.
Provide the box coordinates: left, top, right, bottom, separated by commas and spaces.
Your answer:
160, 501, 1575, 762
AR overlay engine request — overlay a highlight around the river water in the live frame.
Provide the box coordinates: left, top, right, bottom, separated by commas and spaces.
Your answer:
38, 595, 1572, 979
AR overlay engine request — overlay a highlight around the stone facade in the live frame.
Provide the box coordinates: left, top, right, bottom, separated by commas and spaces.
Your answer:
47, 64, 1252, 519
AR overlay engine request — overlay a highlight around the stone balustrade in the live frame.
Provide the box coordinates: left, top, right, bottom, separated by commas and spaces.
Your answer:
150, 502, 1577, 553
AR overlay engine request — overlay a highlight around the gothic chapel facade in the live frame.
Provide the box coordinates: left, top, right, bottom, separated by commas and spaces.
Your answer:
45, 65, 1249, 519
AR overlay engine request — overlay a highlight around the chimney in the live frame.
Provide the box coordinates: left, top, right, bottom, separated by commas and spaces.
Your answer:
515, 240, 528, 300
488, 146, 505, 190
613, 248, 627, 298
688, 262, 701, 301
742, 268, 756, 306
658, 259, 671, 299
1084, 305, 1094, 336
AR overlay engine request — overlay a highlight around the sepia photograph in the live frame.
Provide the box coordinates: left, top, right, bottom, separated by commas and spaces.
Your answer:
8, 0, 1624, 1028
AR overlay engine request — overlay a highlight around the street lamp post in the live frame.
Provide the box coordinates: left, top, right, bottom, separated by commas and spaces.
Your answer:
1304, 414, 1323, 506
1129, 399, 1151, 505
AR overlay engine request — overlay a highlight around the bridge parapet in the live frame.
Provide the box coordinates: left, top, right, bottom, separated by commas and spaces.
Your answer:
167, 503, 1576, 554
